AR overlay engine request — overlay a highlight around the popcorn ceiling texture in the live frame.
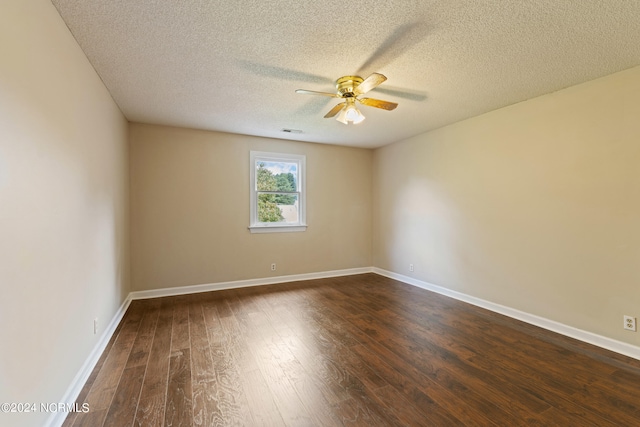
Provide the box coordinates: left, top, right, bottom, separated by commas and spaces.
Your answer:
51, 0, 640, 148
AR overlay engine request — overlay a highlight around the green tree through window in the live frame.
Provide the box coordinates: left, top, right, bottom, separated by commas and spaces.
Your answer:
256, 163, 284, 222
274, 172, 296, 205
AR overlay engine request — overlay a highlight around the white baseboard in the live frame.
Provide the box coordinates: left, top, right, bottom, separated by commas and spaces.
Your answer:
373, 267, 640, 361
129, 267, 374, 300
45, 296, 132, 427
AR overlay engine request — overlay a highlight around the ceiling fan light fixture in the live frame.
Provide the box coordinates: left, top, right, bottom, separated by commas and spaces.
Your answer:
336, 100, 365, 125
297, 73, 394, 124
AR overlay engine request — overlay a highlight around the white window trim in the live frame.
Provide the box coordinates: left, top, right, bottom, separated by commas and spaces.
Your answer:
249, 151, 307, 233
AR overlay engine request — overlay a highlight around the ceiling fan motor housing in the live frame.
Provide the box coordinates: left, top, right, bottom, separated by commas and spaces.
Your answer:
295, 72, 397, 121
336, 76, 363, 97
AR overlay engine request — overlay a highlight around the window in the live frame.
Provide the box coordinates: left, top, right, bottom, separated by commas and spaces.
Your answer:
249, 151, 306, 233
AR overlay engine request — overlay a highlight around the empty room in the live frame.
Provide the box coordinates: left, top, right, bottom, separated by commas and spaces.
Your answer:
2, 0, 640, 426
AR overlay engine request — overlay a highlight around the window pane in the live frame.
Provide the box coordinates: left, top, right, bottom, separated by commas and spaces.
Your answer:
256, 161, 297, 191
258, 193, 299, 223
250, 151, 305, 232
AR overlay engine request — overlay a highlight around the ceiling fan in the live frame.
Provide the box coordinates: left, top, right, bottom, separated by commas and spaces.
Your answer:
296, 73, 398, 124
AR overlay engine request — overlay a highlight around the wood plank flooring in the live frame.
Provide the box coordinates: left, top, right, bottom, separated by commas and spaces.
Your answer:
63, 274, 640, 426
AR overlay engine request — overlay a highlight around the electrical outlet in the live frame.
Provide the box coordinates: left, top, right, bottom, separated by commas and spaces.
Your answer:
409, 264, 414, 272
624, 315, 636, 331
94, 318, 98, 335
271, 263, 276, 271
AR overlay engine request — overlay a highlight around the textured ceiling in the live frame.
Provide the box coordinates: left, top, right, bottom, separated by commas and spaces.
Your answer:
51, 0, 640, 148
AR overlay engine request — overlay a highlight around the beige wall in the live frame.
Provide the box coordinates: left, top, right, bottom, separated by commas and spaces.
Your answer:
129, 123, 372, 291
0, 1, 129, 426
373, 66, 640, 346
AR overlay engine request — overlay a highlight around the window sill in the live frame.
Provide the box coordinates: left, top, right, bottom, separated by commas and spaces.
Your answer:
248, 224, 307, 234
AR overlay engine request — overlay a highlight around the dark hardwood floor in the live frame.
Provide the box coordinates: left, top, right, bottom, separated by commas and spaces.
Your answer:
63, 273, 640, 426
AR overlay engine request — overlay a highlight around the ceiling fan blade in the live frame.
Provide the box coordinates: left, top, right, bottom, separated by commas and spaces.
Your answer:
324, 102, 346, 118
358, 97, 398, 111
296, 89, 340, 97
354, 73, 387, 95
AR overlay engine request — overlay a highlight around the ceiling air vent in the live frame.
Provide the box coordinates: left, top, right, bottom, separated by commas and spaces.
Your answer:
281, 128, 303, 134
